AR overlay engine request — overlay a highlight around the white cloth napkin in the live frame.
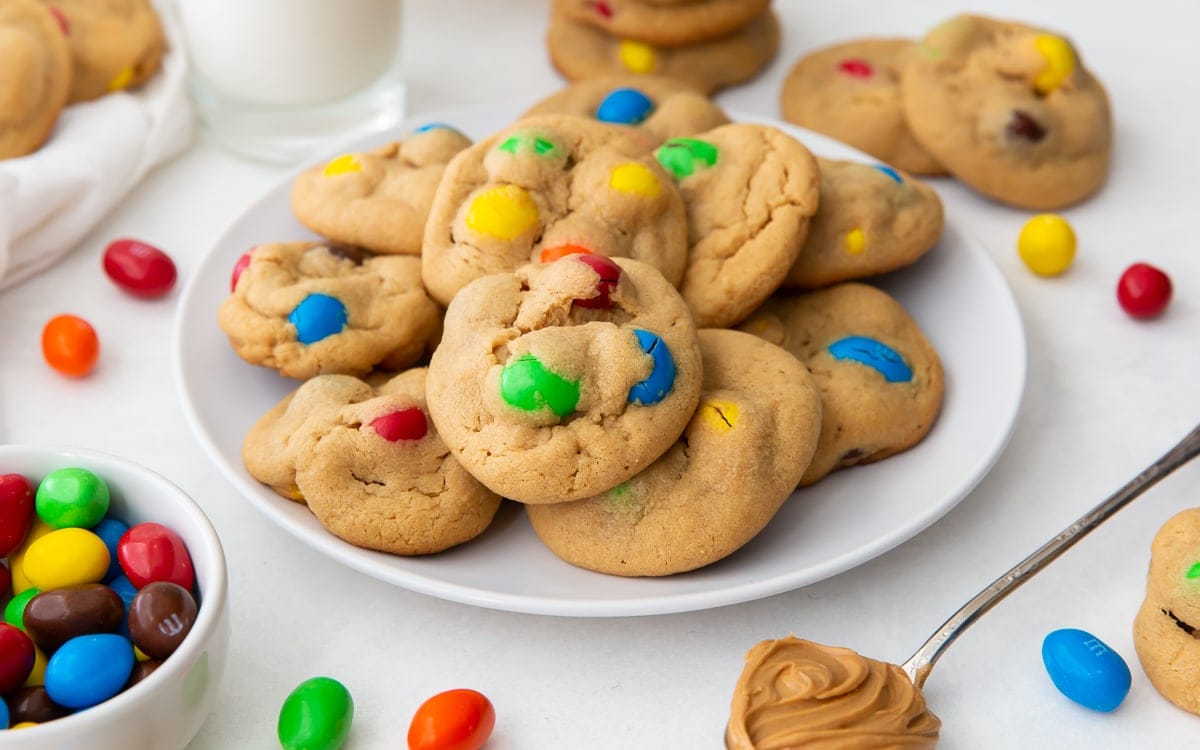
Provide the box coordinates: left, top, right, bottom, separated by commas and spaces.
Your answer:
0, 0, 194, 291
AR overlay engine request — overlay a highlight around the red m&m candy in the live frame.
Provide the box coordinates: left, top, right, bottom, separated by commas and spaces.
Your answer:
102, 239, 177, 298
1117, 263, 1172, 319
0, 474, 36, 557
117, 523, 194, 591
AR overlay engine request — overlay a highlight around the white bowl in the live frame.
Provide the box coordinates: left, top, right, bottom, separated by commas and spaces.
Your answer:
0, 445, 229, 750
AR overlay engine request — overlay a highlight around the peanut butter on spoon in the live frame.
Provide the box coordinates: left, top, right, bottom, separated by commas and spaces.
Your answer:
726, 422, 1200, 749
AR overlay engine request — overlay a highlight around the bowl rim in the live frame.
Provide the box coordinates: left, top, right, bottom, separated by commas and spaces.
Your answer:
0, 443, 228, 739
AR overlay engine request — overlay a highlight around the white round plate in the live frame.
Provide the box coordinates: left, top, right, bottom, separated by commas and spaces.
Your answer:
173, 101, 1026, 617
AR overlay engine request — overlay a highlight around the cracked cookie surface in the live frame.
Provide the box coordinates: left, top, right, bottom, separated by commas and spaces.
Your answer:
291, 126, 473, 255
526, 328, 821, 576
738, 282, 943, 486
44, 0, 164, 103
421, 113, 688, 307
783, 158, 943, 290
426, 255, 701, 504
656, 122, 820, 328
0, 0, 71, 159
218, 242, 442, 379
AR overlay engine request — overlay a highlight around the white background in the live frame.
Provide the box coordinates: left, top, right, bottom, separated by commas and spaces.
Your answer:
3, 0, 1200, 747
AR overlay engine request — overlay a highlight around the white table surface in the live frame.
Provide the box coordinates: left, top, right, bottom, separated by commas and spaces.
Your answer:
4, 0, 1200, 747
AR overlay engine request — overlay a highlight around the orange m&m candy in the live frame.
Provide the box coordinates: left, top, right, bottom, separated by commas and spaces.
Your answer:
42, 315, 99, 377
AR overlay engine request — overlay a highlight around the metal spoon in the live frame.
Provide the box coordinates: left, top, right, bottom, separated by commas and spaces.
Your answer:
901, 421, 1200, 688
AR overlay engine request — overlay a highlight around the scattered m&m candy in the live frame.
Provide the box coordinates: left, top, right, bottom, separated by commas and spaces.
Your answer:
1041, 627, 1131, 713
102, 239, 177, 299
1017, 214, 1076, 276
1117, 262, 1172, 319
407, 688, 495, 750
42, 314, 100, 377
278, 676, 354, 750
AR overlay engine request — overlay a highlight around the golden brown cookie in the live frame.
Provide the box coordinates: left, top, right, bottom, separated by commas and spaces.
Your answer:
421, 113, 688, 307
44, 0, 165, 103
1134, 507, 1200, 716
738, 283, 944, 486
546, 9, 780, 96
780, 38, 945, 176
426, 255, 702, 504
901, 15, 1113, 209
522, 75, 730, 147
783, 158, 944, 290
0, 0, 71, 159
291, 125, 473, 256
218, 242, 442, 379
655, 123, 821, 328
526, 329, 822, 576
550, 0, 771, 48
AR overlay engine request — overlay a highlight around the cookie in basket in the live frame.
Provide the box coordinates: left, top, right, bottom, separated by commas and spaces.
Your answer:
526, 328, 822, 576
1134, 507, 1200, 716
549, 0, 770, 48
291, 125, 473, 256
780, 38, 945, 176
244, 369, 502, 555
218, 242, 442, 379
45, 0, 165, 103
901, 14, 1112, 209
427, 254, 702, 504
522, 75, 730, 147
0, 0, 72, 159
655, 122, 820, 328
739, 282, 944, 486
783, 158, 943, 290
421, 114, 688, 306
545, 9, 780, 96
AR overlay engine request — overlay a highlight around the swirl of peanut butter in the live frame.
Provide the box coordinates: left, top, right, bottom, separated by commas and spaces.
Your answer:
726, 636, 941, 749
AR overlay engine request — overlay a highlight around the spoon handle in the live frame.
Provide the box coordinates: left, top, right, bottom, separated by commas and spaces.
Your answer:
901, 422, 1200, 687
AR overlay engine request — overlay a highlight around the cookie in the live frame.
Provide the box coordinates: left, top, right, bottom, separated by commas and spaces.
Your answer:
426, 254, 702, 504
0, 0, 71, 160
421, 113, 688, 307
738, 283, 944, 486
522, 75, 730, 147
901, 15, 1113, 209
546, 9, 780, 96
1134, 507, 1200, 716
656, 123, 820, 328
726, 636, 941, 750
243, 370, 502, 555
550, 0, 771, 48
780, 38, 945, 176
783, 158, 944, 290
526, 329, 822, 576
218, 242, 442, 379
44, 0, 165, 103
290, 125, 473, 256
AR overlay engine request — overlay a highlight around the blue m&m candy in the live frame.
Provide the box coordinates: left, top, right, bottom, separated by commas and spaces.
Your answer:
288, 293, 348, 345
872, 164, 903, 184
1041, 628, 1131, 713
596, 88, 655, 125
628, 329, 675, 405
45, 633, 135, 709
827, 336, 913, 383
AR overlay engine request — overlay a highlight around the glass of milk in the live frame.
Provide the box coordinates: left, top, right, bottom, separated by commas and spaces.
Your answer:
176, 0, 406, 164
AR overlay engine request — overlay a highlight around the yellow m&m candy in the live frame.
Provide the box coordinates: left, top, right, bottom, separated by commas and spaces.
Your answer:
619, 40, 657, 73
699, 399, 740, 434
844, 228, 866, 256
322, 154, 362, 177
609, 163, 661, 198
1033, 35, 1076, 95
465, 185, 540, 240
1017, 214, 1076, 276
22, 528, 110, 590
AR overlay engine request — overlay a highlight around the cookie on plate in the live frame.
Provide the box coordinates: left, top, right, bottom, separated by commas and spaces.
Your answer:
901, 14, 1113, 209
522, 75, 730, 147
218, 242, 442, 379
526, 329, 822, 576
244, 369, 502, 555
655, 123, 820, 328
1134, 507, 1200, 716
783, 158, 943, 290
291, 125, 473, 256
44, 0, 165, 103
780, 38, 945, 176
0, 0, 72, 159
546, 9, 780, 96
421, 113, 688, 307
427, 254, 702, 504
550, 0, 771, 48
738, 283, 944, 486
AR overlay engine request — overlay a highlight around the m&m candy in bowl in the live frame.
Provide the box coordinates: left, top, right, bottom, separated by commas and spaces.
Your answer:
0, 446, 228, 750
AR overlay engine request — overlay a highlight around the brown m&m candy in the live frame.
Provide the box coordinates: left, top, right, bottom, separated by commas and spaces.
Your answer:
24, 584, 125, 653
127, 581, 197, 660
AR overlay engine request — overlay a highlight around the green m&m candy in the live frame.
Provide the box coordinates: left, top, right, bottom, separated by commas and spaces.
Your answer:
499, 354, 580, 418
35, 468, 110, 529
278, 676, 354, 750
655, 137, 719, 179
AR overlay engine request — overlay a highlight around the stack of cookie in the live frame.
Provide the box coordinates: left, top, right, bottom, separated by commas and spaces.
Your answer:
220, 79, 948, 577
0, 0, 166, 159
545, 0, 781, 95
780, 14, 1113, 210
